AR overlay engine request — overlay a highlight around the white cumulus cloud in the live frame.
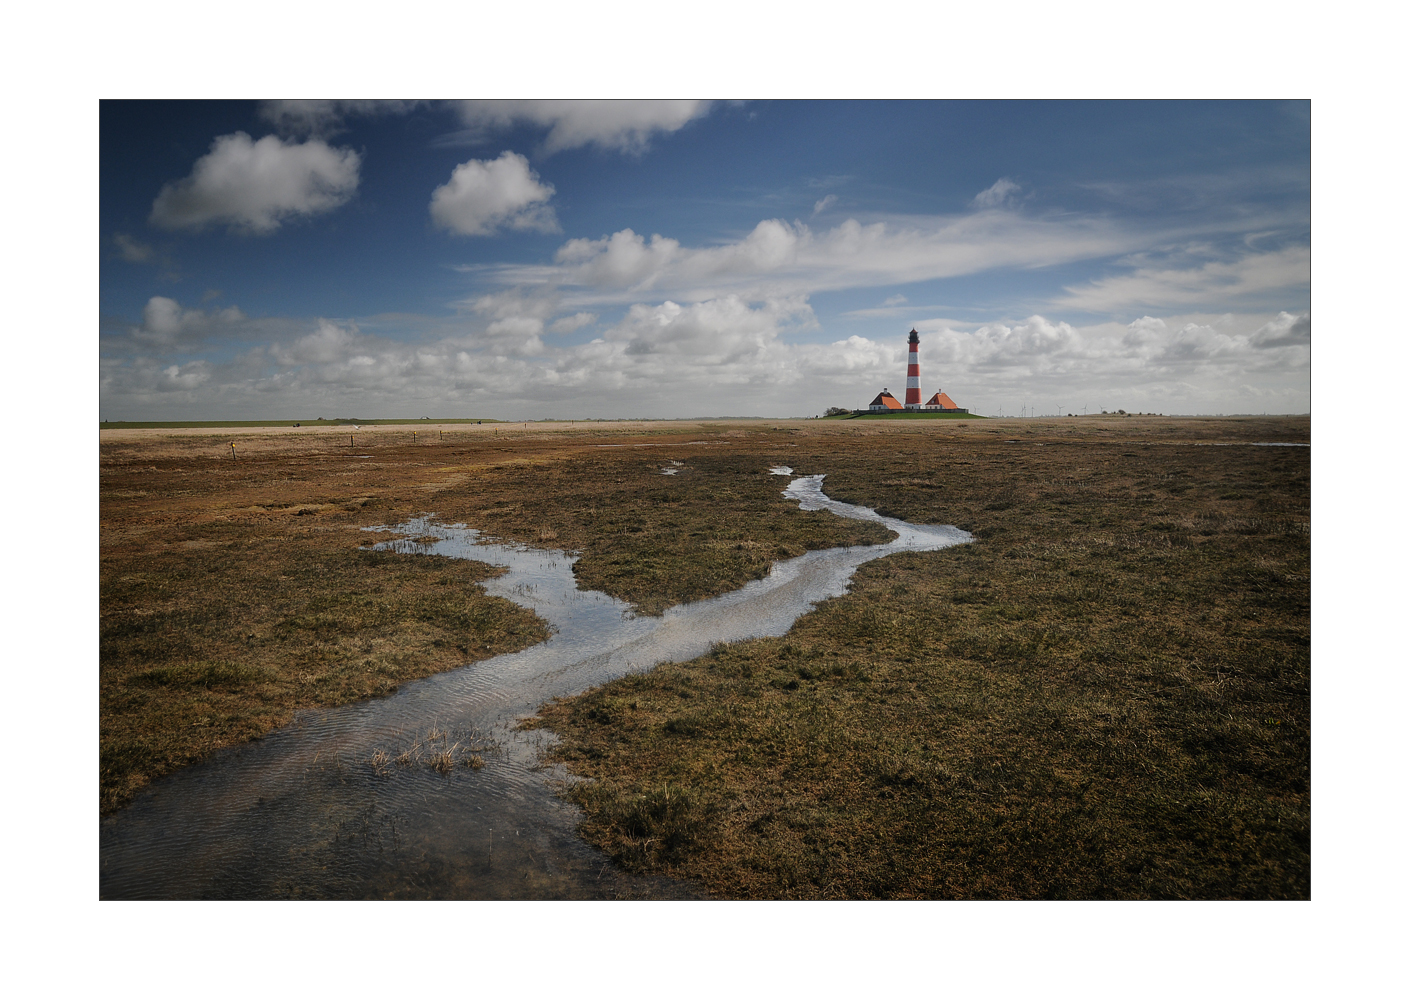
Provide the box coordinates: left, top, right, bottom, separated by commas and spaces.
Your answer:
606, 296, 816, 362
466, 287, 560, 324
919, 315, 1082, 372
458, 288, 561, 354
272, 319, 367, 366
554, 229, 683, 288
1250, 311, 1310, 349
132, 296, 246, 348
158, 361, 213, 391
550, 312, 597, 334
150, 132, 360, 234
430, 152, 559, 237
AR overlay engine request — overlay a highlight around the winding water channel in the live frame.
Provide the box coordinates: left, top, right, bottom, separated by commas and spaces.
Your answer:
99, 473, 971, 899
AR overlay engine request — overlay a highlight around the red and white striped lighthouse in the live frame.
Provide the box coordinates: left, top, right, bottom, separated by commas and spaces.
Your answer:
904, 328, 922, 409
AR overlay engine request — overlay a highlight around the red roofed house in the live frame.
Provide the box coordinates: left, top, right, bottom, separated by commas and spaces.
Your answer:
923, 391, 967, 413
868, 389, 904, 411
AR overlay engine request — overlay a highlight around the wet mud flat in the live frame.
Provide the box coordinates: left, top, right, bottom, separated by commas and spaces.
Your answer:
99, 475, 969, 899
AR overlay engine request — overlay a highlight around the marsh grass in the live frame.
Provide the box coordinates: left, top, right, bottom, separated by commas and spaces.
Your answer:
423, 450, 895, 615
102, 420, 899, 813
127, 660, 273, 689
529, 417, 1311, 899
102, 415, 1310, 898
368, 725, 499, 776
567, 781, 719, 867
100, 522, 547, 812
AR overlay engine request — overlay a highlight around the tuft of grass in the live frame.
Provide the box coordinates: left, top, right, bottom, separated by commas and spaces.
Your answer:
568, 781, 719, 868
368, 726, 498, 777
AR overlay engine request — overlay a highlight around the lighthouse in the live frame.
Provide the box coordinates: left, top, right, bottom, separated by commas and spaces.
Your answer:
856, 327, 967, 414
904, 329, 921, 409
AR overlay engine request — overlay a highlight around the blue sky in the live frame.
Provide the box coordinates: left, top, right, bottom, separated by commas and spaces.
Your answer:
100, 100, 1309, 419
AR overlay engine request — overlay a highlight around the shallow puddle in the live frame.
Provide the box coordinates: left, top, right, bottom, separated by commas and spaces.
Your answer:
99, 475, 970, 899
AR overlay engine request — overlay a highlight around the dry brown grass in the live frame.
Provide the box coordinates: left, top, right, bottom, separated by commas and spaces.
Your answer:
527, 416, 1311, 899
100, 530, 548, 813
365, 725, 499, 776
102, 414, 1311, 898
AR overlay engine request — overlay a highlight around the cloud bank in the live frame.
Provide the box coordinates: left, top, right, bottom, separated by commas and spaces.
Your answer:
102, 290, 1309, 420
495, 213, 1294, 308
1058, 246, 1310, 311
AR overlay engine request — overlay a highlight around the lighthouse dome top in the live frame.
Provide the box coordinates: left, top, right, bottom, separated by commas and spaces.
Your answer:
907, 329, 919, 344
